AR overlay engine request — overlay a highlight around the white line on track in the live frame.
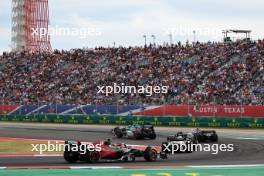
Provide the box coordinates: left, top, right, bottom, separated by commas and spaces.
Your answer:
1, 165, 264, 170
235, 137, 263, 140
66, 165, 263, 170
188, 164, 264, 168
34, 154, 62, 157
222, 135, 264, 140
70, 166, 123, 169
0, 137, 64, 143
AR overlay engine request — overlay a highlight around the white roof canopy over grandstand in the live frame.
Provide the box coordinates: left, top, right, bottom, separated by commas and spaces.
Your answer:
222, 29, 252, 41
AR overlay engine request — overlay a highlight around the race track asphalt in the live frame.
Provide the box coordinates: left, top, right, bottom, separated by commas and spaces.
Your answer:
0, 123, 264, 167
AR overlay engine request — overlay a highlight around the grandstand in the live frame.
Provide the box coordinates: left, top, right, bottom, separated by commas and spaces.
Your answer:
0, 40, 264, 109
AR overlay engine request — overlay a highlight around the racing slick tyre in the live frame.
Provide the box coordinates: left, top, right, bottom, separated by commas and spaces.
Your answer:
114, 127, 123, 138
85, 151, 100, 163
148, 133, 157, 140
134, 131, 143, 140
144, 147, 158, 162
193, 137, 199, 144
210, 134, 218, 142
64, 150, 79, 163
195, 134, 204, 143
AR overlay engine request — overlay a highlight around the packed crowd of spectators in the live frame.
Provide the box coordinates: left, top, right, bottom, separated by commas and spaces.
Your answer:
0, 39, 263, 105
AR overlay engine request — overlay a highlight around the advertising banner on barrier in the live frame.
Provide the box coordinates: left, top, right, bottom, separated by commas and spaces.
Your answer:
0, 114, 263, 128
0, 105, 264, 118
134, 105, 264, 118
0, 105, 18, 115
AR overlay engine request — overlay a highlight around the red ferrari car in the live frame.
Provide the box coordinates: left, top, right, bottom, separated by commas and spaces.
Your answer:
63, 139, 167, 163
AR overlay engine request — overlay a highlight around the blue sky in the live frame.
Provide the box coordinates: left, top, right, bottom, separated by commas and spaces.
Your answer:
0, 0, 264, 53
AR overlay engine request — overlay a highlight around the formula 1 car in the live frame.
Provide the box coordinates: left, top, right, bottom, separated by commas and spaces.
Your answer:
192, 129, 218, 142
63, 139, 167, 163
162, 132, 194, 153
167, 132, 198, 144
112, 124, 156, 139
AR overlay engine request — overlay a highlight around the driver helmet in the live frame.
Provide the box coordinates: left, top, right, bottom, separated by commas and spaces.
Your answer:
178, 136, 184, 140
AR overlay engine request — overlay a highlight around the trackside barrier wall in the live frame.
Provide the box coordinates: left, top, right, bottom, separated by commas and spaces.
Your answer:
2, 105, 264, 118
0, 115, 263, 128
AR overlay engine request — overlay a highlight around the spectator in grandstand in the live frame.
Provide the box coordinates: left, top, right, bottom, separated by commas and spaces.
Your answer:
0, 40, 263, 105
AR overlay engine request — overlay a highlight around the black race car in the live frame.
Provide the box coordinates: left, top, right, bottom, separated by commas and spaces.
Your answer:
112, 124, 156, 140
167, 131, 198, 144
192, 129, 218, 142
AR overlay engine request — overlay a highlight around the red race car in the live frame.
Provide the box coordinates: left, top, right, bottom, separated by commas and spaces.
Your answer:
63, 139, 167, 163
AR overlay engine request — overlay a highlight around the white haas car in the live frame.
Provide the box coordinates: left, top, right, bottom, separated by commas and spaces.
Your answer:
161, 132, 195, 154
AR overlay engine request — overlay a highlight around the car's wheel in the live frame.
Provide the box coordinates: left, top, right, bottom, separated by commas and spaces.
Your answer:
210, 134, 218, 142
144, 147, 157, 162
86, 151, 100, 163
196, 134, 204, 142
63, 151, 79, 163
134, 132, 142, 139
149, 133, 156, 139
114, 128, 123, 138
193, 137, 199, 144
